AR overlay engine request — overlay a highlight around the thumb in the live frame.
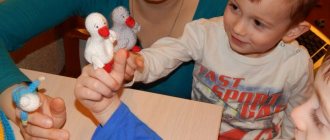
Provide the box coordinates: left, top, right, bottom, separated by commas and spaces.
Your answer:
110, 49, 128, 84
49, 97, 66, 128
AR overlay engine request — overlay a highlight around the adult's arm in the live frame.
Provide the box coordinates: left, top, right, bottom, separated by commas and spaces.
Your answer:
0, 0, 79, 91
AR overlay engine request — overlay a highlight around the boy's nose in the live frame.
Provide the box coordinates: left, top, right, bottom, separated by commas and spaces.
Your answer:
233, 20, 247, 36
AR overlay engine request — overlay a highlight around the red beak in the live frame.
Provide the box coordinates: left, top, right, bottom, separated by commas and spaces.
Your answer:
125, 16, 135, 28
98, 26, 110, 38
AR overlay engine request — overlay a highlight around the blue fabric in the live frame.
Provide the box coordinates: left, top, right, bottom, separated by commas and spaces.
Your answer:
92, 103, 161, 140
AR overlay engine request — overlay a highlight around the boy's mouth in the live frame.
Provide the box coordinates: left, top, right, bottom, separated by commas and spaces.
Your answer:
230, 35, 247, 47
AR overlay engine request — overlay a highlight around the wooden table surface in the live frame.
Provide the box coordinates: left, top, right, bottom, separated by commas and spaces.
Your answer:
10, 69, 223, 140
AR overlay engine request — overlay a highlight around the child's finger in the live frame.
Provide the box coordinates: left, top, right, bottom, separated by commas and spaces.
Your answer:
109, 49, 128, 88
135, 54, 144, 72
127, 52, 138, 70
124, 74, 133, 83
81, 66, 120, 97
78, 75, 112, 98
125, 63, 135, 77
75, 86, 103, 101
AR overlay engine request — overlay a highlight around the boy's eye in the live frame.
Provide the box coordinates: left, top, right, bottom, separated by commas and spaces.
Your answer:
229, 3, 239, 11
254, 20, 262, 26
312, 109, 324, 128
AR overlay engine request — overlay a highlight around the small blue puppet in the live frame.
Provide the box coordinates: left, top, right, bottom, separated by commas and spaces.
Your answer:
12, 77, 45, 126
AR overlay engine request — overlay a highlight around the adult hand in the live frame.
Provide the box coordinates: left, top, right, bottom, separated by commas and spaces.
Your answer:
18, 93, 69, 140
75, 49, 127, 125
125, 51, 144, 82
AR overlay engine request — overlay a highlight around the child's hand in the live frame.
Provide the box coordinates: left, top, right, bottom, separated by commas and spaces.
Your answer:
18, 93, 69, 140
74, 49, 128, 125
125, 52, 144, 82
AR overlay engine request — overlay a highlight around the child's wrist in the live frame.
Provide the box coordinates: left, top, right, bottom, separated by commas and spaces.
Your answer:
93, 95, 121, 126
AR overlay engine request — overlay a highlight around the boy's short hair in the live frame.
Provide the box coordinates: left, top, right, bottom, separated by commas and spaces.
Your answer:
251, 0, 317, 26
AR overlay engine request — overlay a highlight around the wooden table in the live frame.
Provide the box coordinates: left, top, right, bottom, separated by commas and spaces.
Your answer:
10, 69, 223, 140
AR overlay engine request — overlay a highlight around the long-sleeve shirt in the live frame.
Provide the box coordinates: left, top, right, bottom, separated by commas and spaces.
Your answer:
133, 17, 314, 139
0, 0, 228, 99
92, 102, 161, 140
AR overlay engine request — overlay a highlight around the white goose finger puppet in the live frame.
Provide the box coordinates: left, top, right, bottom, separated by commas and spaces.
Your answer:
12, 77, 45, 126
85, 12, 117, 72
111, 6, 141, 52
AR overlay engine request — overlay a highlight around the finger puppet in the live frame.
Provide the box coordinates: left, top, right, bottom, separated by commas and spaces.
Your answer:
85, 12, 117, 72
12, 77, 45, 126
111, 6, 141, 52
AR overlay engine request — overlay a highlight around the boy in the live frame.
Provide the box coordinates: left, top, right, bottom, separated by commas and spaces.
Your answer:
75, 0, 316, 139
124, 0, 316, 139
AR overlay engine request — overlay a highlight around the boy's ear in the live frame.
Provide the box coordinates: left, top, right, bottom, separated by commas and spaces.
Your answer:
282, 21, 311, 43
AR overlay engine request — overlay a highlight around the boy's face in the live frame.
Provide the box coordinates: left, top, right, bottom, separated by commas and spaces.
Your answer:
223, 0, 293, 57
291, 94, 330, 140
291, 57, 330, 140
